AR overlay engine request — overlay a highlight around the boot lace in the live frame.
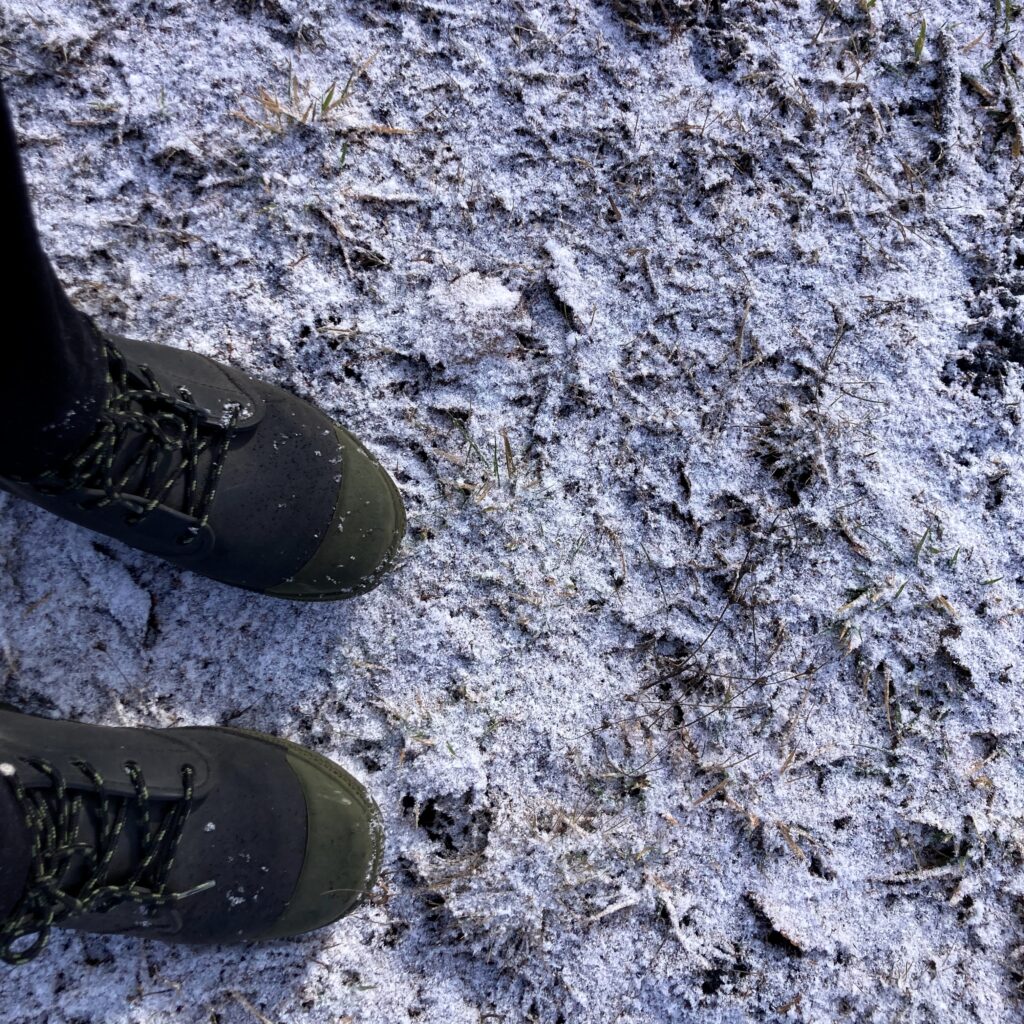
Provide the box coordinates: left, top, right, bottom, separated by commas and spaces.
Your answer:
0, 757, 212, 965
35, 341, 239, 531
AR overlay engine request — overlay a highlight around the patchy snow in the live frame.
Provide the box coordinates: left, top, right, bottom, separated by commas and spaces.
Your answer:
430, 272, 522, 315
0, 0, 1022, 1022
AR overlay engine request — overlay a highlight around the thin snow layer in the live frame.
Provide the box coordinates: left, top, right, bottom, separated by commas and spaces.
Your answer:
0, 1, 1022, 1022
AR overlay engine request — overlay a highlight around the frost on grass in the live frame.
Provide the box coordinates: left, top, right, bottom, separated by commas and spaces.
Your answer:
0, 0, 1023, 1022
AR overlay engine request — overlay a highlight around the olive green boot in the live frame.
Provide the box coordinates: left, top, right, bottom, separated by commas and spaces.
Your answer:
0, 323, 406, 600
0, 707, 384, 962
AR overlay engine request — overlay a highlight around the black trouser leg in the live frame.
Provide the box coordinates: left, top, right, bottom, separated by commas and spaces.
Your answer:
0, 779, 30, 920
0, 78, 106, 480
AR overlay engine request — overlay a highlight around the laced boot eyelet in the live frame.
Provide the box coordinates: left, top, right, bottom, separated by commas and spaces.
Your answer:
26, 342, 233, 542
2, 741, 198, 965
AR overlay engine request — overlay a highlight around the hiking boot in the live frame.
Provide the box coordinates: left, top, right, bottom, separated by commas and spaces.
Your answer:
0, 321, 405, 600
0, 707, 384, 961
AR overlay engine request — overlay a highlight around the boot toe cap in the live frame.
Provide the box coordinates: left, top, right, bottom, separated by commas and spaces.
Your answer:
265, 425, 405, 600
261, 746, 384, 939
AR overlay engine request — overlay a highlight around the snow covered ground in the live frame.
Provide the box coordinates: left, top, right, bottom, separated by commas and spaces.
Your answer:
1, 0, 1023, 1020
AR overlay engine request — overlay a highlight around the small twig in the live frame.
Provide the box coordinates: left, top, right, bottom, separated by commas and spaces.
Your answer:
587, 892, 641, 923
230, 992, 278, 1024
